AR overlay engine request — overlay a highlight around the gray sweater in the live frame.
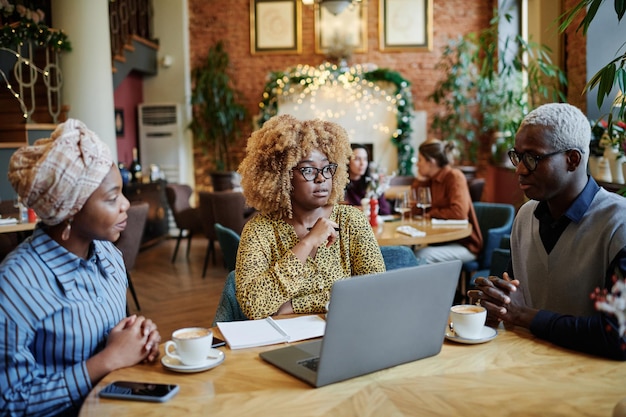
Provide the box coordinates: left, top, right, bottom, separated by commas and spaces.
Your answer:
512, 187, 626, 317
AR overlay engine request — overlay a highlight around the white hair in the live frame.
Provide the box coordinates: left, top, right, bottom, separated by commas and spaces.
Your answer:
519, 103, 590, 165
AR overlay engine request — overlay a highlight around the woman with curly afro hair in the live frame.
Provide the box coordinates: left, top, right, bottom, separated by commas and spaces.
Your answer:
236, 114, 385, 319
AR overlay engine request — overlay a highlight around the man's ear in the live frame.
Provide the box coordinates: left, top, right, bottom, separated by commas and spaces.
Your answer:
567, 149, 583, 171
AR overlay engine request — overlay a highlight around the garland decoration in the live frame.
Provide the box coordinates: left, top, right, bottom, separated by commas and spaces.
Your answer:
0, 19, 71, 52
0, 18, 71, 121
257, 62, 415, 175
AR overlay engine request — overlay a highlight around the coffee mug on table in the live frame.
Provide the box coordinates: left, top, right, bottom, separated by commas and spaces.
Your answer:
165, 327, 213, 366
449, 304, 487, 339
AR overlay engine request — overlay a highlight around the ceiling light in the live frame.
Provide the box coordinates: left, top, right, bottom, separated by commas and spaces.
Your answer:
322, 1, 351, 15
303, 0, 363, 16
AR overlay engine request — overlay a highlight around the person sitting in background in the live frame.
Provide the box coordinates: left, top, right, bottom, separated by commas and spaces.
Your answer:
236, 115, 386, 320
344, 143, 392, 215
411, 139, 482, 264
469, 103, 626, 360
0, 119, 161, 416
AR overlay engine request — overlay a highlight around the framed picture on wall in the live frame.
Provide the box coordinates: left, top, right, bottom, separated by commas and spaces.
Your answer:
250, 0, 301, 54
115, 108, 124, 136
379, 0, 432, 51
315, 2, 367, 54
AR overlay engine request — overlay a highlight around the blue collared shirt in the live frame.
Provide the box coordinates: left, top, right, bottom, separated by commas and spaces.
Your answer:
533, 175, 600, 253
0, 226, 128, 416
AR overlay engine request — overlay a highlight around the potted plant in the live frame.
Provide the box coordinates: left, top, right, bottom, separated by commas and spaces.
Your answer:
189, 41, 246, 190
429, 10, 567, 165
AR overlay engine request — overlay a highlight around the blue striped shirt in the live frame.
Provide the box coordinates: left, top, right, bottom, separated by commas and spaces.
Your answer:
0, 226, 128, 416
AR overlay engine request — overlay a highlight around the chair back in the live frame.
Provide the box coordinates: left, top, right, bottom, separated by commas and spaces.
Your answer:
214, 223, 241, 272
198, 191, 218, 241
468, 178, 486, 202
473, 202, 515, 269
389, 175, 415, 186
212, 270, 248, 325
469, 235, 512, 287
165, 184, 193, 217
380, 245, 419, 270
115, 202, 149, 271
199, 191, 248, 240
166, 184, 203, 233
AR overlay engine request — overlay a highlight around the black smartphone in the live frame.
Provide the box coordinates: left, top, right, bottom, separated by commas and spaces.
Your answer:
212, 336, 226, 348
99, 381, 179, 403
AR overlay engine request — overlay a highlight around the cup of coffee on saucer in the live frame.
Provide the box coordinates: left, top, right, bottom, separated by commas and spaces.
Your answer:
165, 327, 213, 366
449, 304, 487, 339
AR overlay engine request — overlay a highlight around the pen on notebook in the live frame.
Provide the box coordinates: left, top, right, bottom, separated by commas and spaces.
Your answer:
265, 317, 289, 341
307, 227, 340, 231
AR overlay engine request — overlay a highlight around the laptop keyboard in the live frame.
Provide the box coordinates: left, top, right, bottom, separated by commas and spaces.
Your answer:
298, 357, 320, 372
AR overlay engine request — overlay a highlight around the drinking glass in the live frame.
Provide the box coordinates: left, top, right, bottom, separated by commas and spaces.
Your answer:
416, 187, 432, 221
394, 191, 411, 223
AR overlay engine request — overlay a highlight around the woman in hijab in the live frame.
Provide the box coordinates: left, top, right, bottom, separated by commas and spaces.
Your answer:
0, 119, 161, 416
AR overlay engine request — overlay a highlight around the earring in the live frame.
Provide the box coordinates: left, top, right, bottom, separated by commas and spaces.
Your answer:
61, 218, 72, 241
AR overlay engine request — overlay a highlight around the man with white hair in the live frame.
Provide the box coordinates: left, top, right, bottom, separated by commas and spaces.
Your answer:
469, 103, 626, 360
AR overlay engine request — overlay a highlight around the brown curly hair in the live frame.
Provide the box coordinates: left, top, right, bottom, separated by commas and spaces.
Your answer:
238, 114, 351, 219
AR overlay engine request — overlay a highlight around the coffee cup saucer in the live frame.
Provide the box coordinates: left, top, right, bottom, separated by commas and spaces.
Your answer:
161, 348, 225, 373
445, 326, 497, 344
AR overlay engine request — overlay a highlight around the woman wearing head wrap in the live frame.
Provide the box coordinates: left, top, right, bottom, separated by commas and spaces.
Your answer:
236, 114, 386, 320
411, 138, 482, 264
0, 119, 161, 416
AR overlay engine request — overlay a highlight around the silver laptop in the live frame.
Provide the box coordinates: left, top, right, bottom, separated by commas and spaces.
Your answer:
259, 260, 461, 387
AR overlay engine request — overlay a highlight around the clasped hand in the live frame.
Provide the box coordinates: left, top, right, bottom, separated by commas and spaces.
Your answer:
107, 314, 161, 366
467, 272, 525, 326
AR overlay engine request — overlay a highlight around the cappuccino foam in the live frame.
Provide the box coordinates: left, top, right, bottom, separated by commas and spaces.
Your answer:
451, 305, 484, 314
175, 329, 210, 340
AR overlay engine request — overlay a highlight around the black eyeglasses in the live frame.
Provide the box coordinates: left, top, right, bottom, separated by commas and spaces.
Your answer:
507, 149, 571, 172
294, 164, 338, 182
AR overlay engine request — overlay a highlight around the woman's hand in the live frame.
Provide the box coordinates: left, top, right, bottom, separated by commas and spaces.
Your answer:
136, 316, 161, 362
306, 218, 340, 248
276, 300, 294, 316
86, 315, 161, 383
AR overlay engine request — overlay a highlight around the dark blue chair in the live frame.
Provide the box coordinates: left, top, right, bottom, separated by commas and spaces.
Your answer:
212, 270, 247, 326
214, 223, 241, 272
470, 234, 511, 286
461, 202, 515, 297
380, 245, 419, 270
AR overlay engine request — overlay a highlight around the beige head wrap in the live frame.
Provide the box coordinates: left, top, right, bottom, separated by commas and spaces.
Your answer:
8, 118, 113, 226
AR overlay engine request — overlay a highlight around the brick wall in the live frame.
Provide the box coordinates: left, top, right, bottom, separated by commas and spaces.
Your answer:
563, 0, 586, 111
189, 0, 587, 187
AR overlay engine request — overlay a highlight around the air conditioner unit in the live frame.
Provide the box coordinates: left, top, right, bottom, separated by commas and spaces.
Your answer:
137, 103, 183, 184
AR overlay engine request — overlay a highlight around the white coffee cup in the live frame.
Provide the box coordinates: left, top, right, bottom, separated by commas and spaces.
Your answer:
449, 304, 487, 339
165, 327, 213, 366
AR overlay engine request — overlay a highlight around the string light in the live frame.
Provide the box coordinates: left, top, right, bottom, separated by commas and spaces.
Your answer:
0, 18, 71, 122
1, 47, 56, 120
257, 62, 416, 175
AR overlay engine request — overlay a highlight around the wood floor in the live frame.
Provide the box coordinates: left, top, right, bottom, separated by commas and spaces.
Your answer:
126, 236, 229, 339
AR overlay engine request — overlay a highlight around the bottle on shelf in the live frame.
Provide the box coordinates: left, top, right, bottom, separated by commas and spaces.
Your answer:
129, 147, 143, 183
118, 162, 131, 185
16, 197, 28, 224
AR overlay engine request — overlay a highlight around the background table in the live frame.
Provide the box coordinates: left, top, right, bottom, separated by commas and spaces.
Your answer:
80, 324, 626, 417
0, 221, 36, 234
375, 219, 472, 247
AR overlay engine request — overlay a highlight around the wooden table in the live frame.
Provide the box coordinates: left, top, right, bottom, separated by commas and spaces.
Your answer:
0, 221, 36, 234
79, 324, 626, 417
375, 219, 472, 247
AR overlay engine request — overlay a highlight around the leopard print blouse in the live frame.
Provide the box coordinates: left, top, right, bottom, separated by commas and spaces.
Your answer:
235, 204, 385, 319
